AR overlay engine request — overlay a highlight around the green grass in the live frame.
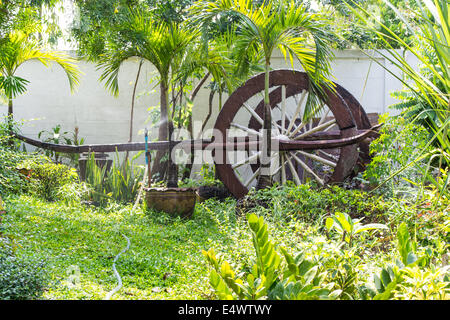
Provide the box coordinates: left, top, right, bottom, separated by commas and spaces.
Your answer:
2, 195, 233, 299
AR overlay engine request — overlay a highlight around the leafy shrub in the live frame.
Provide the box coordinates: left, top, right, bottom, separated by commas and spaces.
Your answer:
37, 124, 85, 166
180, 164, 223, 188
244, 183, 389, 224
18, 157, 78, 201
0, 244, 49, 300
364, 113, 432, 197
0, 119, 33, 195
0, 147, 29, 195
325, 211, 388, 247
359, 222, 450, 300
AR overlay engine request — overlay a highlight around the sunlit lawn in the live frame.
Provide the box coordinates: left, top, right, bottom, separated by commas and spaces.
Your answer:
3, 195, 231, 300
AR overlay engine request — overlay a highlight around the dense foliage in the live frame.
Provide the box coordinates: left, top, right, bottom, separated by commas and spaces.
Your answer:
0, 243, 49, 300
317, 0, 417, 49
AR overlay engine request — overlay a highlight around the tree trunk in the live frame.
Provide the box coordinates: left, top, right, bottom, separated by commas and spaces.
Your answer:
167, 83, 178, 188
129, 60, 143, 143
152, 82, 170, 182
125, 59, 143, 163
7, 98, 13, 131
256, 62, 272, 190
166, 121, 178, 188
183, 72, 210, 180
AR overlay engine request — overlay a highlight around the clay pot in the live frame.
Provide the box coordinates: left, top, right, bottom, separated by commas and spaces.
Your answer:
145, 187, 197, 218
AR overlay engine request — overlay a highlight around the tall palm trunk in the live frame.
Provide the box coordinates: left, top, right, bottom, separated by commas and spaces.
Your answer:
7, 98, 13, 131
125, 59, 144, 163
256, 61, 272, 190
183, 72, 210, 180
152, 82, 170, 181
128, 60, 143, 143
166, 85, 178, 188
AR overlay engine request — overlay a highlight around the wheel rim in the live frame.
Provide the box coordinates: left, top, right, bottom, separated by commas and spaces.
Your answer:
213, 70, 368, 198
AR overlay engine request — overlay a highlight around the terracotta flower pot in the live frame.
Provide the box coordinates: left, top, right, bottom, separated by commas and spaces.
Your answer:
144, 187, 197, 218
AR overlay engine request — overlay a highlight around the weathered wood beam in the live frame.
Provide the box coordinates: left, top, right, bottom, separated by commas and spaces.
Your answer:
13, 123, 381, 154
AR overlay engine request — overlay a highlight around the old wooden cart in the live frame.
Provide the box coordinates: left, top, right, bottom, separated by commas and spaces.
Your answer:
16, 70, 381, 200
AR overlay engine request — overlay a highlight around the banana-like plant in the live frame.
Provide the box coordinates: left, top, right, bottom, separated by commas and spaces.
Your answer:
203, 213, 341, 300
0, 30, 80, 124
325, 211, 388, 247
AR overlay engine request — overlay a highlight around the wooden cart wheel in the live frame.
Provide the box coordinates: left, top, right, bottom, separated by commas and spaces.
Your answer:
213, 70, 372, 199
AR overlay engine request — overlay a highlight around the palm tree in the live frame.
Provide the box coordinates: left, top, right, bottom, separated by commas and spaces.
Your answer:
191, 0, 336, 189
0, 30, 80, 126
97, 8, 197, 187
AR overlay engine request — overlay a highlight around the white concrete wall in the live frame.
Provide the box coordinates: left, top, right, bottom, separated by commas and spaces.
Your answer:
1, 49, 415, 153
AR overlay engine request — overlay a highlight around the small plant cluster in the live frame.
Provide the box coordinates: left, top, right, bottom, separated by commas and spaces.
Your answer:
1, 120, 81, 201
37, 124, 85, 166
244, 182, 389, 223
364, 113, 432, 197
84, 152, 145, 205
359, 222, 450, 300
0, 242, 49, 300
18, 157, 79, 201
0, 120, 34, 195
203, 213, 342, 300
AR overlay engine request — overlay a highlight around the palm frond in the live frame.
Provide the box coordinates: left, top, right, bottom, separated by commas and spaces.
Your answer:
0, 30, 81, 99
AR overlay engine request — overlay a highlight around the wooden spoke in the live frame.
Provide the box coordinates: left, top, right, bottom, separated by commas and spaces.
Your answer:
243, 103, 264, 126
290, 152, 325, 186
318, 149, 340, 161
232, 151, 261, 169
281, 153, 287, 184
286, 90, 307, 134
285, 154, 302, 185
294, 150, 337, 168
244, 167, 260, 188
271, 119, 282, 136
289, 121, 308, 138
293, 119, 336, 140
318, 106, 331, 126
324, 121, 335, 132
231, 122, 262, 137
269, 151, 280, 174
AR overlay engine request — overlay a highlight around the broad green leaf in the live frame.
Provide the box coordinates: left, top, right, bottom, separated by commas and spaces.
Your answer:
380, 268, 392, 287
325, 217, 334, 231
303, 266, 318, 285
354, 223, 388, 234
374, 274, 385, 293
